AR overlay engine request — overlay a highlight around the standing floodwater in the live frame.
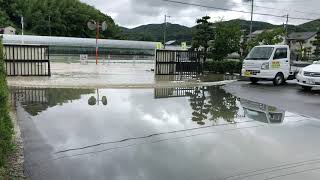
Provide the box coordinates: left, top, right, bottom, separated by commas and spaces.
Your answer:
10, 86, 320, 180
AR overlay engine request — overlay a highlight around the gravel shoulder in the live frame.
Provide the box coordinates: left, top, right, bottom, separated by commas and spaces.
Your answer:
5, 107, 25, 179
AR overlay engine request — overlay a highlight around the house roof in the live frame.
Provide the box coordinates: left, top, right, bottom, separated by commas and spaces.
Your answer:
247, 29, 273, 38
165, 40, 177, 45
287, 32, 317, 40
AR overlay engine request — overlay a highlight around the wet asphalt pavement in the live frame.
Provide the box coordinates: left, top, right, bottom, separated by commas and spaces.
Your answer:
11, 85, 320, 180
223, 80, 320, 119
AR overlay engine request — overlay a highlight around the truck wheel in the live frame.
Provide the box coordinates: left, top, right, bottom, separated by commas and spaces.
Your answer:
302, 86, 312, 91
250, 78, 259, 84
273, 73, 285, 86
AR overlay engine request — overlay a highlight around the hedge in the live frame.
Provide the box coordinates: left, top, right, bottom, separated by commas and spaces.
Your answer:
204, 60, 242, 74
0, 38, 13, 169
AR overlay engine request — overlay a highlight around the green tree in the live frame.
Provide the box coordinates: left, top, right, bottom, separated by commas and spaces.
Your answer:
208, 21, 242, 61
192, 16, 215, 62
245, 28, 285, 55
312, 31, 320, 59
0, 38, 14, 174
0, 0, 123, 39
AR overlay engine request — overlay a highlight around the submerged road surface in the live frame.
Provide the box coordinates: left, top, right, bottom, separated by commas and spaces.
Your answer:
11, 86, 320, 180
223, 81, 320, 119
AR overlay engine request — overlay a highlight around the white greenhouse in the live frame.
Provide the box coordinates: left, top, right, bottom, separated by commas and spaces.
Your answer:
1, 34, 160, 61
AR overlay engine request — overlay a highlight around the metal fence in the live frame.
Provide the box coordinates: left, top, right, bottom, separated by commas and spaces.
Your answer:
3, 44, 51, 76
155, 50, 202, 75
154, 87, 197, 99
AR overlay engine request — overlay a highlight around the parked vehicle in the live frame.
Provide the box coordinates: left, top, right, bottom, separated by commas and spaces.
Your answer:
242, 45, 308, 86
296, 61, 320, 91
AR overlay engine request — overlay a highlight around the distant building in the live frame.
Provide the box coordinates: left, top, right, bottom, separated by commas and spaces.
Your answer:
0, 26, 16, 35
246, 29, 273, 39
164, 40, 190, 50
287, 32, 317, 54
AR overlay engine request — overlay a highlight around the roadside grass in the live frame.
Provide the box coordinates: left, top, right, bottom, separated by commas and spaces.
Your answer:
0, 38, 14, 178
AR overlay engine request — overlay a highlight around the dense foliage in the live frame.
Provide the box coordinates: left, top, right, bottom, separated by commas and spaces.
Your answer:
208, 21, 242, 61
192, 17, 242, 61
243, 28, 285, 57
312, 31, 320, 59
0, 0, 122, 39
204, 60, 242, 74
192, 16, 215, 61
0, 39, 13, 173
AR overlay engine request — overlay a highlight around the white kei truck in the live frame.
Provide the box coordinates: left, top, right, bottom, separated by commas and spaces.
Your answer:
242, 45, 309, 85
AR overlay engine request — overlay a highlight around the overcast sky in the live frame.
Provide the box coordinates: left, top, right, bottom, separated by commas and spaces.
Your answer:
80, 0, 320, 28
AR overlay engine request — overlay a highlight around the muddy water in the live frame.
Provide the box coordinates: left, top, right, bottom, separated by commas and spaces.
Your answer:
10, 86, 320, 180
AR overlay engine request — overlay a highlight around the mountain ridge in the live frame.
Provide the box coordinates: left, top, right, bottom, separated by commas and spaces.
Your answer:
120, 19, 318, 43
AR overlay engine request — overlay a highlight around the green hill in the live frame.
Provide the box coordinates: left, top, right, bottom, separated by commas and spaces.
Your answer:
298, 19, 320, 31
121, 19, 285, 43
121, 23, 193, 43
0, 0, 122, 39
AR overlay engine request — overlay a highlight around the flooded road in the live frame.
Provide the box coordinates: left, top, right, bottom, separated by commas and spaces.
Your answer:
7, 63, 238, 88
10, 86, 320, 180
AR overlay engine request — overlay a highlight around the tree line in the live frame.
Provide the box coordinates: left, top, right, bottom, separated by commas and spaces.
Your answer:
192, 16, 287, 61
0, 0, 123, 39
193, 16, 320, 61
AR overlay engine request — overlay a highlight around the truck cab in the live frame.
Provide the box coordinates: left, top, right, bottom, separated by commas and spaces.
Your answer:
242, 45, 294, 85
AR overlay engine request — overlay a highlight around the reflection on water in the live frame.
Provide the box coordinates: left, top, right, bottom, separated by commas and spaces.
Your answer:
11, 86, 310, 180
240, 99, 285, 124
11, 86, 285, 126
155, 74, 238, 82
88, 89, 108, 106
155, 86, 240, 125
10, 87, 95, 116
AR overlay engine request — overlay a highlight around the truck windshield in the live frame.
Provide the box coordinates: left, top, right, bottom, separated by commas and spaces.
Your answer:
246, 47, 274, 60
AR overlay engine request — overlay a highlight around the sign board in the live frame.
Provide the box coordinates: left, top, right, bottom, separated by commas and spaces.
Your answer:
80, 54, 88, 65
156, 42, 164, 50
181, 42, 187, 50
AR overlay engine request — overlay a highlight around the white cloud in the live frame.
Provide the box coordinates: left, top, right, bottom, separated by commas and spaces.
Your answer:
80, 0, 320, 28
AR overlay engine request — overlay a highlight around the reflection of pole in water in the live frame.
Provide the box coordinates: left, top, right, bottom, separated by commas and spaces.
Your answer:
88, 89, 107, 106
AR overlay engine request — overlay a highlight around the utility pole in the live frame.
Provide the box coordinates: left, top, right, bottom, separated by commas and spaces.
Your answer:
49, 15, 52, 36
249, 0, 254, 40
21, 16, 24, 44
285, 14, 289, 36
163, 15, 170, 49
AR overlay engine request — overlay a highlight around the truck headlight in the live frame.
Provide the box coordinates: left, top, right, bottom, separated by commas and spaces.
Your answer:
261, 62, 269, 70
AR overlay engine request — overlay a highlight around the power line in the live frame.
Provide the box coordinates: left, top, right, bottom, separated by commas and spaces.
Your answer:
235, 0, 320, 16
163, 0, 318, 21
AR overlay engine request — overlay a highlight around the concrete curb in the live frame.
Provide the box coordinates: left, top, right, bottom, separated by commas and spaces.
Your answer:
8, 80, 237, 89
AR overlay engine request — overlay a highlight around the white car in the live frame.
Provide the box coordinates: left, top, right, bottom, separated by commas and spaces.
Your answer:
296, 61, 320, 90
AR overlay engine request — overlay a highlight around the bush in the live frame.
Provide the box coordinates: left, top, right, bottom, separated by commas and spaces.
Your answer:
0, 39, 13, 168
204, 60, 242, 74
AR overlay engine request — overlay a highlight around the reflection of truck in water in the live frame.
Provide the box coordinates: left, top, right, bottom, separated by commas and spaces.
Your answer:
239, 99, 285, 124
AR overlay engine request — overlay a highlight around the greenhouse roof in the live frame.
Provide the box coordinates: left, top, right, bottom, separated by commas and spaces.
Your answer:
1, 34, 159, 50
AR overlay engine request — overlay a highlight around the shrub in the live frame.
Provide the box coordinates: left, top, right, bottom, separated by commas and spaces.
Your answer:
0, 38, 13, 168
204, 60, 242, 74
